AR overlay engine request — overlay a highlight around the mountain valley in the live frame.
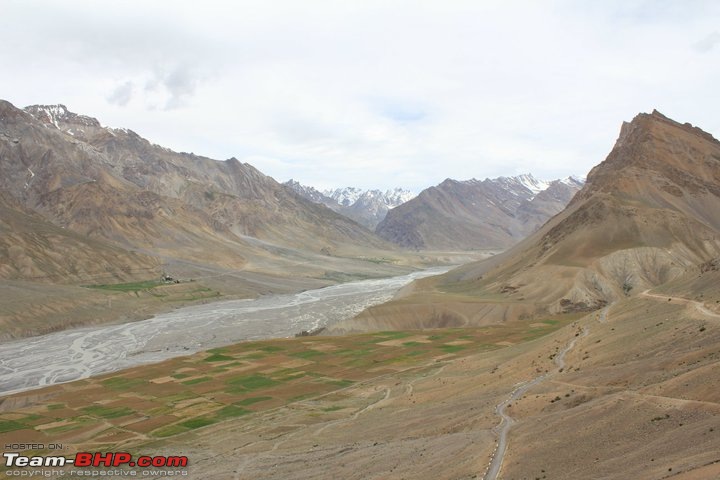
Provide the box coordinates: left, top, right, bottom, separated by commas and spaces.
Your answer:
1, 108, 719, 480
0, 100, 464, 338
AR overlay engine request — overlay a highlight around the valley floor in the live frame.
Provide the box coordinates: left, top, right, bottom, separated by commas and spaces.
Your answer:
1, 287, 719, 479
185, 293, 720, 480
0, 249, 482, 340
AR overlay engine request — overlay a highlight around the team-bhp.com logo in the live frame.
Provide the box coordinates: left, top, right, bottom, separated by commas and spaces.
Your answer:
4, 451, 188, 468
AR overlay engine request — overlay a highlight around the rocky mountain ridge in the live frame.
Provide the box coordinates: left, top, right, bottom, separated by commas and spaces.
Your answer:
375, 173, 584, 250
0, 100, 392, 284
283, 180, 415, 229
324, 186, 415, 208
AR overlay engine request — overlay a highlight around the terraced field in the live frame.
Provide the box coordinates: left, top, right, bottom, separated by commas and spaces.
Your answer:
0, 315, 579, 454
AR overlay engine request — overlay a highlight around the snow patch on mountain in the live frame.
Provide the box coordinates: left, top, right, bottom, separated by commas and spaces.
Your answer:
284, 181, 415, 229
323, 187, 415, 209
24, 104, 101, 131
323, 187, 363, 207
560, 175, 585, 187
515, 173, 550, 195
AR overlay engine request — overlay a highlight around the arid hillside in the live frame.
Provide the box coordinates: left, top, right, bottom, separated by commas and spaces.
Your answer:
2, 274, 719, 480
334, 111, 720, 333
1, 101, 393, 281
376, 174, 582, 250
0, 190, 158, 283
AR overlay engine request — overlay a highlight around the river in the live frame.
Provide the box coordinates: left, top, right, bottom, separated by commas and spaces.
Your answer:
0, 266, 452, 396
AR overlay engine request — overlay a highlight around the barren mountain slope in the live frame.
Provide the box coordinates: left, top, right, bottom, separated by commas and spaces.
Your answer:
333, 111, 720, 332
516, 177, 584, 233
0, 190, 158, 283
375, 175, 582, 250
18, 103, 387, 252
0, 100, 400, 283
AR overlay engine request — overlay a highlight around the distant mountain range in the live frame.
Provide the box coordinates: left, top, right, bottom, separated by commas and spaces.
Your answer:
0, 99, 588, 287
375, 174, 584, 250
283, 180, 415, 229
285, 174, 584, 247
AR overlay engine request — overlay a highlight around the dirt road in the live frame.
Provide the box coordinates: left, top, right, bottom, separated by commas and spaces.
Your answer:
483, 325, 589, 480
640, 290, 720, 319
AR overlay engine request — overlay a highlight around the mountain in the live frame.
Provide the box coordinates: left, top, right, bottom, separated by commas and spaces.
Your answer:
515, 177, 585, 233
283, 180, 415, 229
0, 101, 393, 283
0, 190, 158, 283
334, 110, 720, 332
284, 179, 337, 209
375, 173, 583, 250
324, 186, 366, 207
328, 187, 416, 228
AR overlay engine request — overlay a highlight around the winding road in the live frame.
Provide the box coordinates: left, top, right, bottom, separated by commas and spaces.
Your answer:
483, 325, 589, 480
483, 288, 719, 479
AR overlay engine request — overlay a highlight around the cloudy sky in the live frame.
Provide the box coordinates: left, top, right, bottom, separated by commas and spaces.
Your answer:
1, 1, 719, 191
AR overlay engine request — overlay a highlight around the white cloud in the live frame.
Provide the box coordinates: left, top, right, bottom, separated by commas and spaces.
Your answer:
107, 81, 134, 106
0, 0, 719, 191
694, 31, 720, 52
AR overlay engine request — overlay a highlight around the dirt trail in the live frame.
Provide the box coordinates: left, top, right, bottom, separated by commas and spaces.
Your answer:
312, 387, 391, 437
483, 325, 589, 480
640, 290, 720, 319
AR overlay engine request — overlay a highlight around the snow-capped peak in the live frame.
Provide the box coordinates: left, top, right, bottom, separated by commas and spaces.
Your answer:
287, 181, 415, 228
559, 175, 585, 187
514, 173, 550, 195
488, 173, 550, 199
382, 188, 416, 206
323, 187, 415, 208
323, 187, 365, 207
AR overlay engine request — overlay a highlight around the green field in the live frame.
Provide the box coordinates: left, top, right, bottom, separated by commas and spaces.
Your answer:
0, 314, 579, 452
85, 280, 164, 292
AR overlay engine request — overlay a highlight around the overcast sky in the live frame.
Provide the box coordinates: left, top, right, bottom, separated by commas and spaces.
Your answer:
1, 1, 719, 191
